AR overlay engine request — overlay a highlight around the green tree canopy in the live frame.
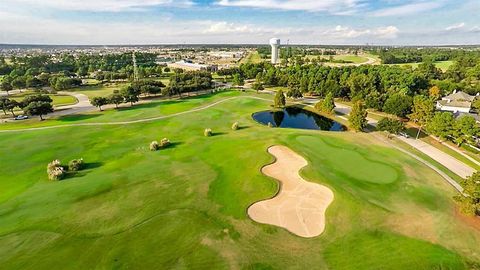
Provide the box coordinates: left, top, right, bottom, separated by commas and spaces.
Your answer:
349, 101, 368, 132
274, 90, 286, 108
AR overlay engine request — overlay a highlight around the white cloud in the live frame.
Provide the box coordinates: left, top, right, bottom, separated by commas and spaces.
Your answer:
216, 0, 363, 14
470, 26, 480, 33
445, 22, 465, 31
371, 1, 443, 17
2, 0, 193, 12
323, 25, 399, 39
203, 22, 262, 34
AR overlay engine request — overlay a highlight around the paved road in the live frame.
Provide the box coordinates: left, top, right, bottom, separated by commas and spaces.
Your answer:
0, 90, 22, 96
397, 136, 475, 179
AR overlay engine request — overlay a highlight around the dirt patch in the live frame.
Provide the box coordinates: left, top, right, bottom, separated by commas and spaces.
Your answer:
247, 145, 334, 238
454, 207, 480, 231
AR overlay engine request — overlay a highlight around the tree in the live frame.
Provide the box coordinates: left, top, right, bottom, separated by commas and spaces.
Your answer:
453, 116, 479, 146
377, 117, 405, 135
3, 99, 19, 116
349, 101, 368, 132
409, 95, 435, 138
23, 101, 53, 120
11, 76, 26, 89
364, 91, 385, 110
252, 83, 264, 93
315, 92, 335, 114
232, 74, 245, 87
120, 86, 140, 106
472, 98, 480, 112
383, 94, 413, 118
428, 85, 441, 100
108, 93, 124, 109
90, 96, 108, 111
455, 172, 480, 217
427, 112, 455, 140
0, 80, 13, 95
274, 90, 286, 108
20, 94, 53, 109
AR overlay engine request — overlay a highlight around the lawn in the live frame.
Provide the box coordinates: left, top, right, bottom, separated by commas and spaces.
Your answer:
8, 91, 78, 107
240, 51, 264, 64
0, 91, 479, 269
333, 55, 368, 64
389, 61, 454, 72
72, 83, 129, 98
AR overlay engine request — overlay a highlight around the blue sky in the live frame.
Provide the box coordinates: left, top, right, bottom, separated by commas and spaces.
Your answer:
0, 0, 479, 45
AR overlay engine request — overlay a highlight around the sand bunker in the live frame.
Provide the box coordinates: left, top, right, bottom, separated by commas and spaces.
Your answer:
248, 145, 334, 238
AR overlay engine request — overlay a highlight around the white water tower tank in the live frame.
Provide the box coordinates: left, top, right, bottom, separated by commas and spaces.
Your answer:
269, 38, 280, 64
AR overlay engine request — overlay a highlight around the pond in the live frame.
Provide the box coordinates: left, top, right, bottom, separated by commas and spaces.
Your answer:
252, 106, 345, 131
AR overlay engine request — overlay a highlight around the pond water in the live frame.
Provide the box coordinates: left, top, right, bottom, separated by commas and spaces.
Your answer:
252, 107, 345, 131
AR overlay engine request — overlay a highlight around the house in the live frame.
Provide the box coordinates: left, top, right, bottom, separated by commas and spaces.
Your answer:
436, 90, 476, 113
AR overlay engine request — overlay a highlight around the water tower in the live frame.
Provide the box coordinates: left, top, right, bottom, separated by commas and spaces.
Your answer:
269, 38, 280, 64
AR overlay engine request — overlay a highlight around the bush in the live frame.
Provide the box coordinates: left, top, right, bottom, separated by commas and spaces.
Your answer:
68, 158, 84, 171
47, 160, 65, 181
232, 122, 239, 130
160, 138, 171, 148
150, 141, 160, 151
204, 128, 213, 137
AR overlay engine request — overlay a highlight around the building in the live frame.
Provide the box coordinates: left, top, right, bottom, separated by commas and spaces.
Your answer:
167, 60, 218, 72
207, 51, 244, 58
436, 90, 476, 113
269, 38, 280, 64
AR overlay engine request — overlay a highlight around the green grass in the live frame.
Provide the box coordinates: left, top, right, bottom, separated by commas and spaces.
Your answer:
72, 83, 129, 98
333, 55, 368, 64
81, 78, 101, 86
8, 91, 78, 107
1, 91, 480, 269
389, 61, 454, 72
241, 51, 264, 64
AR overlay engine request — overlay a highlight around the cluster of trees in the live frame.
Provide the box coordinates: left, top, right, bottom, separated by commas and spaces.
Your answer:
427, 112, 479, 146
164, 71, 212, 97
0, 72, 82, 92
375, 48, 480, 64
90, 80, 167, 110
0, 53, 165, 94
225, 52, 479, 120
0, 94, 54, 120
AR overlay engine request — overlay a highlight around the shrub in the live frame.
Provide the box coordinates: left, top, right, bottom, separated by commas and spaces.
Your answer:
204, 128, 213, 137
160, 138, 171, 148
47, 160, 65, 181
150, 141, 160, 151
68, 158, 84, 171
232, 122, 239, 130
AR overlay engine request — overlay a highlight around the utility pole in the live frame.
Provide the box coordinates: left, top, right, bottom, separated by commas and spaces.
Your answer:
132, 51, 138, 82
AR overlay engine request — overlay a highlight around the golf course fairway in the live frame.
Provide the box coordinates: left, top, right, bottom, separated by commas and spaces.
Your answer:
0, 91, 479, 269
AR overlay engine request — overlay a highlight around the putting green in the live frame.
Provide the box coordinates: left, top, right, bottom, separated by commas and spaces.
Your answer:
0, 91, 479, 269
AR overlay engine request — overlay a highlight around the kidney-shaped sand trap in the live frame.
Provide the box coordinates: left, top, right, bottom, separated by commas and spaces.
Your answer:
248, 145, 334, 238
